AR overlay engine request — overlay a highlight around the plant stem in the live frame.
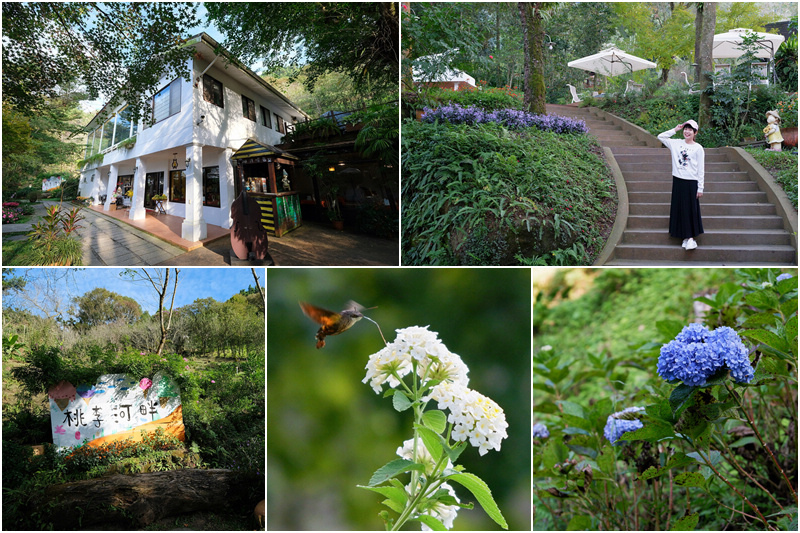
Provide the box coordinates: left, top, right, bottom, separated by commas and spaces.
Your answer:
694, 448, 772, 530
715, 436, 783, 511
725, 381, 798, 502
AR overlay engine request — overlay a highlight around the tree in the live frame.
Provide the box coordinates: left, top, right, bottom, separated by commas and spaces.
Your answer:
121, 269, 179, 356
251, 268, 265, 314
71, 287, 142, 329
1, 2, 199, 121
695, 3, 717, 131
205, 3, 398, 95
518, 3, 549, 115
1, 268, 79, 322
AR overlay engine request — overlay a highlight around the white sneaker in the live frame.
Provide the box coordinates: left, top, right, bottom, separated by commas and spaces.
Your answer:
685, 238, 698, 250
681, 239, 689, 248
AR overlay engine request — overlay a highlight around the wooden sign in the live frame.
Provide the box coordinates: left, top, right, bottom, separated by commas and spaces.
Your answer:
48, 372, 184, 450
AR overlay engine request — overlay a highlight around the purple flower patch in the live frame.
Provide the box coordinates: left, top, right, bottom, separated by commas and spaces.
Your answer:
421, 104, 588, 135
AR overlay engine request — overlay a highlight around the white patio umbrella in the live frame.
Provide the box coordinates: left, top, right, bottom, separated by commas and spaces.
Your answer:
567, 47, 657, 77
712, 28, 785, 59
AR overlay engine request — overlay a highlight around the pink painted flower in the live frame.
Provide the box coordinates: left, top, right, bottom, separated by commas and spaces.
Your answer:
75, 431, 81, 440
211, 380, 216, 383
55, 425, 66, 435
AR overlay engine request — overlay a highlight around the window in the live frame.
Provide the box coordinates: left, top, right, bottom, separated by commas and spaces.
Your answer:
100, 119, 114, 151
152, 78, 182, 123
114, 106, 134, 143
260, 106, 272, 128
275, 114, 285, 134
85, 131, 94, 158
203, 74, 224, 108
203, 166, 220, 207
169, 170, 186, 203
242, 95, 256, 121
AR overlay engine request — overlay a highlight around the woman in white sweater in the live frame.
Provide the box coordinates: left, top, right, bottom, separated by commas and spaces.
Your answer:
657, 120, 705, 250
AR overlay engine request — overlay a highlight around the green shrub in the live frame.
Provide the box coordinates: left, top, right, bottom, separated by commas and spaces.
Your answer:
402, 119, 615, 265
27, 190, 41, 203
417, 85, 524, 111
744, 148, 798, 210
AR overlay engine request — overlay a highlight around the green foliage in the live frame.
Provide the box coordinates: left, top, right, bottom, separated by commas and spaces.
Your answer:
401, 119, 615, 265
71, 287, 142, 329
744, 148, 798, 210
533, 268, 797, 530
415, 85, 524, 112
207, 3, 397, 95
25, 203, 84, 266
775, 33, 798, 93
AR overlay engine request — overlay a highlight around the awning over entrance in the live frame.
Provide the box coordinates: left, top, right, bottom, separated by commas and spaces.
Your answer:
231, 139, 299, 163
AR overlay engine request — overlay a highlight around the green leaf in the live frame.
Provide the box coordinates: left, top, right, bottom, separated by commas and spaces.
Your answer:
446, 472, 508, 529
674, 471, 706, 487
543, 439, 569, 469
415, 425, 444, 463
776, 275, 798, 295
786, 315, 797, 354
596, 445, 615, 475
556, 400, 586, 418
620, 423, 675, 443
410, 515, 447, 531
780, 296, 797, 320
422, 410, 447, 434
741, 328, 791, 353
562, 427, 591, 436
444, 440, 468, 463
741, 311, 780, 329
669, 383, 698, 415
368, 459, 425, 487
358, 485, 408, 514
730, 436, 757, 448
567, 515, 592, 530
656, 319, 686, 341
392, 390, 412, 412
746, 288, 780, 310
671, 512, 699, 530
567, 445, 597, 459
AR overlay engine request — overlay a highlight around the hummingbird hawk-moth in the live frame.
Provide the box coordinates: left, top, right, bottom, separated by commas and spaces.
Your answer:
299, 301, 375, 349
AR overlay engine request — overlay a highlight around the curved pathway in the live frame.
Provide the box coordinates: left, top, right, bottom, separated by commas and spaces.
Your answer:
548, 104, 797, 266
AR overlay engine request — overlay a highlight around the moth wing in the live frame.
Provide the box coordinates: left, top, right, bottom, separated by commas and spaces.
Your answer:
299, 301, 340, 327
344, 300, 365, 313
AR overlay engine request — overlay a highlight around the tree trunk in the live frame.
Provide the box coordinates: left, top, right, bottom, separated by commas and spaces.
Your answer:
41, 469, 259, 529
518, 3, 546, 115
696, 3, 716, 130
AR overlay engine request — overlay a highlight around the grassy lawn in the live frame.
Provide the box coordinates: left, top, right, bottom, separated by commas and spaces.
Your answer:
2, 237, 37, 266
744, 148, 798, 210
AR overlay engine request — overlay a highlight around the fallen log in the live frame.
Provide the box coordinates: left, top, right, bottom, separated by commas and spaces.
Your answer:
41, 468, 259, 529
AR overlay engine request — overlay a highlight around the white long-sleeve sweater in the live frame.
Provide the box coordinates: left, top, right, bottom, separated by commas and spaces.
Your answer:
657, 128, 705, 193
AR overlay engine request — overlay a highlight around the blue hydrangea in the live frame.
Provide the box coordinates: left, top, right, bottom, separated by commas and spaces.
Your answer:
532, 423, 549, 439
777, 273, 793, 281
658, 324, 753, 386
603, 407, 645, 445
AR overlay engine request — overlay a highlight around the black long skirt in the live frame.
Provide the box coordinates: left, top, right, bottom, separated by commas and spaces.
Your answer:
669, 176, 704, 239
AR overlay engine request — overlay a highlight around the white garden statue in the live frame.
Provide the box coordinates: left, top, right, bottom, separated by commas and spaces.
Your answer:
763, 110, 783, 152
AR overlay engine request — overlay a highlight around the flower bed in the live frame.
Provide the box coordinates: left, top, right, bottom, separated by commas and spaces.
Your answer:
2, 202, 23, 224
421, 103, 588, 134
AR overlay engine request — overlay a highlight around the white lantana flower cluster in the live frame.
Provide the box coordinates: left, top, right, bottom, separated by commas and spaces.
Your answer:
363, 326, 469, 394
427, 381, 509, 456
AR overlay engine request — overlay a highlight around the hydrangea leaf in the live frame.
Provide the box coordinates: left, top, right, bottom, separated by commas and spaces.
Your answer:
741, 311, 781, 329
669, 383, 698, 415
620, 423, 675, 443
671, 512, 699, 530
543, 439, 569, 469
555, 400, 585, 418
596, 445, 616, 475
741, 329, 791, 354
646, 400, 677, 424
656, 319, 686, 341
776, 275, 798, 294
567, 444, 597, 459
638, 452, 697, 481
567, 515, 592, 530
446, 472, 508, 529
745, 288, 780, 311
367, 459, 425, 487
409, 515, 447, 531
687, 450, 721, 466
780, 297, 797, 320
785, 315, 797, 355
560, 413, 592, 431
701, 366, 730, 388
422, 409, 447, 434
674, 471, 706, 488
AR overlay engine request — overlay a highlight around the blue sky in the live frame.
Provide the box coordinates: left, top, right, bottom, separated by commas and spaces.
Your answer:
4, 268, 264, 316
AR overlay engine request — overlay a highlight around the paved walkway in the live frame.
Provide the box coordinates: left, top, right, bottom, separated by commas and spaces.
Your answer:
3, 201, 399, 266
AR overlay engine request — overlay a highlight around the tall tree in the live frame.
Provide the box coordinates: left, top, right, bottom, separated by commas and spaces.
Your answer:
695, 3, 717, 131
1, 2, 199, 121
71, 287, 142, 329
122, 269, 180, 356
206, 3, 398, 95
518, 3, 547, 115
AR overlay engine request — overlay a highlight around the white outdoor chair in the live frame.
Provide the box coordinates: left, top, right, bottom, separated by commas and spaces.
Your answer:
567, 84, 582, 103
680, 72, 702, 94
624, 80, 644, 95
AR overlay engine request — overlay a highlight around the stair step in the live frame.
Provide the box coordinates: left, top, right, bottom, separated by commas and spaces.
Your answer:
626, 214, 786, 230
621, 171, 751, 181
622, 162, 741, 172
613, 153, 730, 163
612, 243, 797, 264
628, 203, 777, 216
626, 181, 760, 192
605, 258, 798, 266
628, 191, 769, 203
621, 228, 790, 246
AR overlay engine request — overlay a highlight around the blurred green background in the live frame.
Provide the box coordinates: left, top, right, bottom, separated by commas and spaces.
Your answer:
266, 268, 531, 530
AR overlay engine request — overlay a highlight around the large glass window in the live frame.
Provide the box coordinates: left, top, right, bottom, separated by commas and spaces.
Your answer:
203, 166, 220, 207
153, 78, 181, 123
242, 95, 256, 121
100, 119, 114, 151
114, 106, 135, 142
169, 170, 186, 203
260, 106, 272, 128
85, 131, 94, 158
203, 74, 224, 108
275, 114, 285, 134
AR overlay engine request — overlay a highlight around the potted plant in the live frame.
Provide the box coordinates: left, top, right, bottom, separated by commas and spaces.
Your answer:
152, 194, 168, 201
326, 189, 344, 230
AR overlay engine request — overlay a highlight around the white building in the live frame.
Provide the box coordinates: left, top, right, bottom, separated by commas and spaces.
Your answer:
78, 33, 308, 241
42, 175, 63, 191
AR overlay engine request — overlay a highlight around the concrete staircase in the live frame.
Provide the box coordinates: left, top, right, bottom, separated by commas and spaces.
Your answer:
547, 104, 797, 266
